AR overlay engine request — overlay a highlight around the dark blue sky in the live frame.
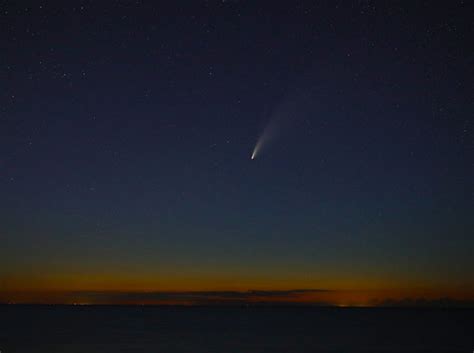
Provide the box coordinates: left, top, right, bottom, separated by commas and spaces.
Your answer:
1, 1, 472, 300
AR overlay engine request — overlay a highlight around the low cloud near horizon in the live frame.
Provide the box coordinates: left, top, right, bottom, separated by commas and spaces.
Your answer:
1, 289, 474, 307
66, 289, 333, 305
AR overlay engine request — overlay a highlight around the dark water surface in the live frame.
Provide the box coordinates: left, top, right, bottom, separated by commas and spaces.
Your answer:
1, 305, 473, 352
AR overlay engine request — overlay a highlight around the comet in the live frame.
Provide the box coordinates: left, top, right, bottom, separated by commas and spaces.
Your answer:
250, 128, 270, 160
250, 105, 286, 160
251, 134, 266, 160
250, 86, 310, 160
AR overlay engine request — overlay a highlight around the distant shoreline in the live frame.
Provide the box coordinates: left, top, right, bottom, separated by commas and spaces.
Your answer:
1, 303, 474, 309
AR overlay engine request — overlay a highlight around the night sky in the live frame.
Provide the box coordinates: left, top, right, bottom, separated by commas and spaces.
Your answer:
1, 1, 473, 305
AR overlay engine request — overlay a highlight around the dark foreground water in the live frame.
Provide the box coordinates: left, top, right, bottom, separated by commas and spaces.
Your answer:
1, 305, 473, 353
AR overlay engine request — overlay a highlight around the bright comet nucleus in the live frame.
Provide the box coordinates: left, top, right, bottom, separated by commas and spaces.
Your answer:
251, 139, 262, 160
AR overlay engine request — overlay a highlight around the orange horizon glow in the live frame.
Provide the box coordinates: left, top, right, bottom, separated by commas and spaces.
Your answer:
2, 271, 473, 306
